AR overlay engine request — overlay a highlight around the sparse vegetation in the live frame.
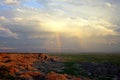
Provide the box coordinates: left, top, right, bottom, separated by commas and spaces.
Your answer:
52, 53, 120, 65
50, 53, 120, 80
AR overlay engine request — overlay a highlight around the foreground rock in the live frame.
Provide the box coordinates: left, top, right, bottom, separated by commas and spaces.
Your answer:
47, 71, 82, 80
0, 53, 83, 80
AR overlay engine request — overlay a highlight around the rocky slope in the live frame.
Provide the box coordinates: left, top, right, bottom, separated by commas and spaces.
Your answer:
0, 53, 83, 80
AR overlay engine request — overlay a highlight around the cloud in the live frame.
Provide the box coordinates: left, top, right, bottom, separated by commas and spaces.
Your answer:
13, 17, 23, 21
105, 2, 112, 7
6, 4, 118, 40
1, 0, 118, 39
0, 26, 18, 39
0, 0, 119, 52
4, 0, 19, 5
40, 17, 118, 38
0, 16, 6, 21
0, 47, 13, 50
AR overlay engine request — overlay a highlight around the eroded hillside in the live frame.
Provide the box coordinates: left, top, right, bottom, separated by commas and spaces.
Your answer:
0, 53, 83, 80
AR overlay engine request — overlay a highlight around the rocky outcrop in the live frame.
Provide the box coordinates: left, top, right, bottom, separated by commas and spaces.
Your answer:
47, 71, 82, 80
0, 53, 82, 80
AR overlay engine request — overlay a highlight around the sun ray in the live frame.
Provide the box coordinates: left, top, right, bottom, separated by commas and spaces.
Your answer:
55, 32, 62, 52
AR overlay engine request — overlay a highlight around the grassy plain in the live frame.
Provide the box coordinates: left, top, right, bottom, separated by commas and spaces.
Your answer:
50, 53, 120, 65
50, 53, 120, 80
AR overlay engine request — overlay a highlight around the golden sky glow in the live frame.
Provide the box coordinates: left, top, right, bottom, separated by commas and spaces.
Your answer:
0, 0, 120, 52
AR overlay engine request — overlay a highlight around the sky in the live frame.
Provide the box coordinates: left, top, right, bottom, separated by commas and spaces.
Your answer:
0, 0, 120, 53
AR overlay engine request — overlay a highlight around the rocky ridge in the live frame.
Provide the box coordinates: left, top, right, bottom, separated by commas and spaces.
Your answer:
0, 53, 83, 80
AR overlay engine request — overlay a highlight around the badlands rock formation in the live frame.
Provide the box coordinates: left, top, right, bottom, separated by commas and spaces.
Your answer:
0, 53, 83, 80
